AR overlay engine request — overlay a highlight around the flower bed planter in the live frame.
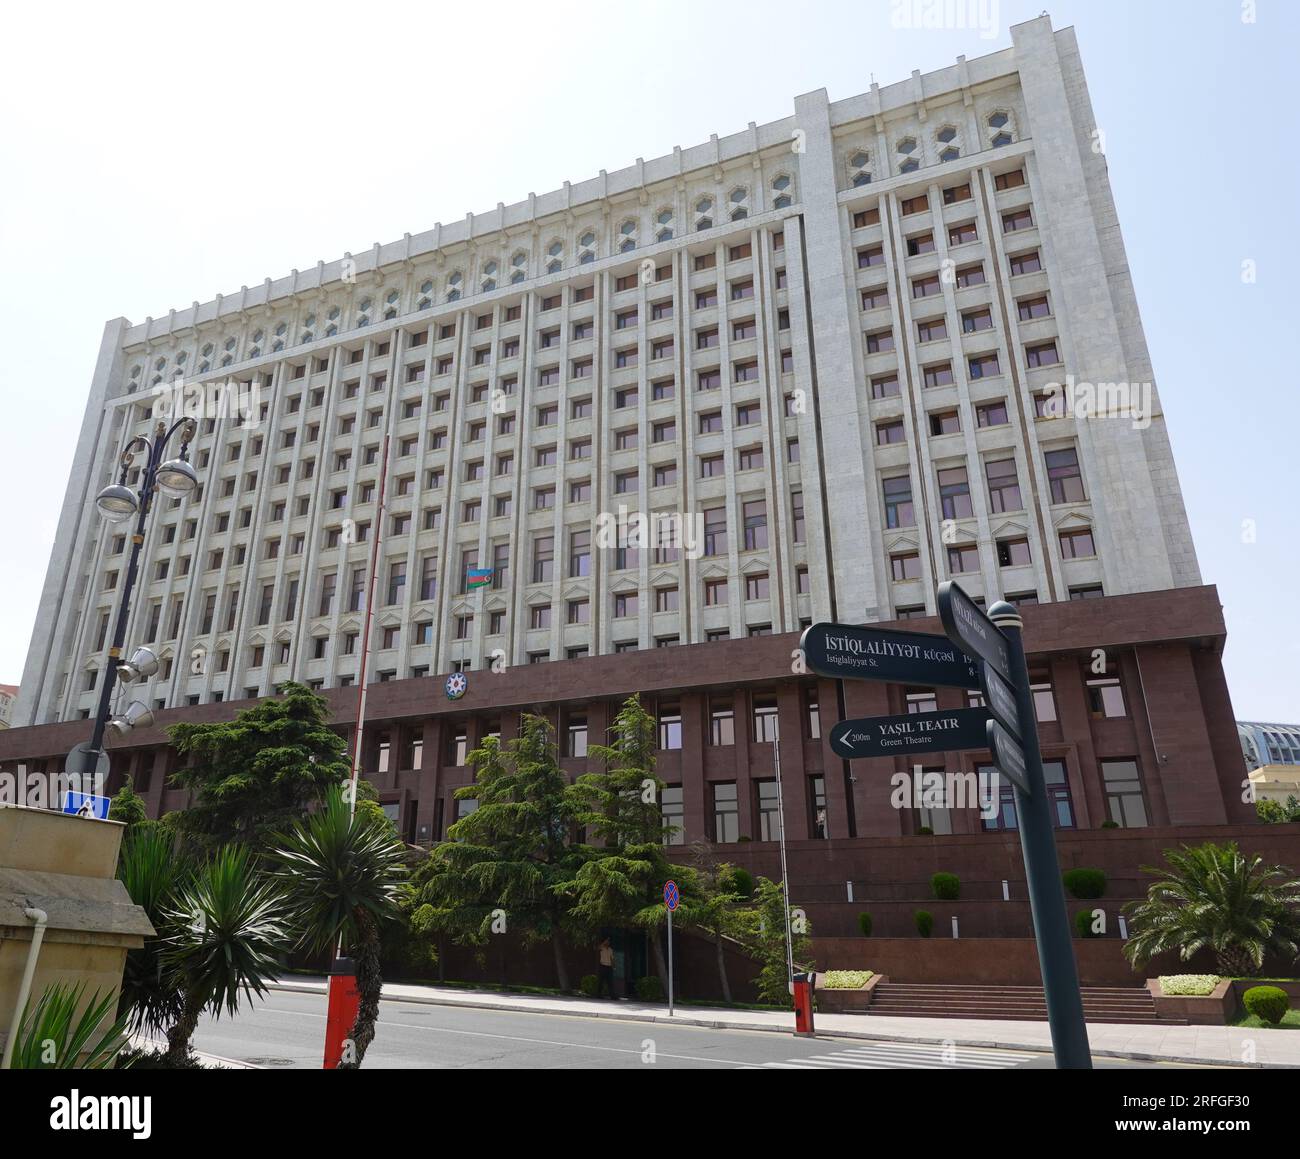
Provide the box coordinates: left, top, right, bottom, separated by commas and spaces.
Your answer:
814, 971, 887, 1012
1147, 977, 1237, 1024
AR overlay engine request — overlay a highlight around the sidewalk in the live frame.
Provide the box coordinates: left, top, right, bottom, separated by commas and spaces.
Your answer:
268, 976, 1298, 1068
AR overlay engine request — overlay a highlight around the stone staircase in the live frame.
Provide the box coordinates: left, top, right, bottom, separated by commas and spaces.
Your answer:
863, 982, 1170, 1024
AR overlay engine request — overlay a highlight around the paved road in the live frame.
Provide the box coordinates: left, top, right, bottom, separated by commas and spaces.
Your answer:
193, 989, 1177, 1070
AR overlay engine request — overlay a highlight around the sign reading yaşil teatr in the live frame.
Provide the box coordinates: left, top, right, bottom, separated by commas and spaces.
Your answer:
829, 707, 992, 760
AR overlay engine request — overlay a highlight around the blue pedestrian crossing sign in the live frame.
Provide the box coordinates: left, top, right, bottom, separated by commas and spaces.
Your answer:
663, 880, 679, 911
63, 791, 111, 820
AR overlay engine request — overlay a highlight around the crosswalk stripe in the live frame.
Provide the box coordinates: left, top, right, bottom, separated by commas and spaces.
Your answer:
834, 1043, 1024, 1061
755, 1041, 1028, 1070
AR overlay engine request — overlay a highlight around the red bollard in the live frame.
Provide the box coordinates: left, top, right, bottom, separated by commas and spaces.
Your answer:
323, 957, 360, 1069
793, 971, 816, 1036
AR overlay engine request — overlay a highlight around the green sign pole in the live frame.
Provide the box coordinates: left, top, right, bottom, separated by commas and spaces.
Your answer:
988, 600, 1092, 1069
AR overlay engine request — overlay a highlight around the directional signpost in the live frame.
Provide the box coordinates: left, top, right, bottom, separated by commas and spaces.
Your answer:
798, 611, 1090, 1065
938, 580, 1091, 1070
663, 879, 679, 1016
829, 707, 991, 761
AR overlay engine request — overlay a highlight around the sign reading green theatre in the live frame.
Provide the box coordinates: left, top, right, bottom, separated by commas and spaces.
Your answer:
828, 707, 991, 760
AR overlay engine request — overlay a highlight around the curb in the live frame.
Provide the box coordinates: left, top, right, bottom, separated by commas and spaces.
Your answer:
133, 1037, 264, 1070
266, 981, 1270, 1069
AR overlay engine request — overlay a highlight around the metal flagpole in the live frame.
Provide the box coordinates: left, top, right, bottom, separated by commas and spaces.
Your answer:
773, 721, 795, 996
346, 433, 391, 819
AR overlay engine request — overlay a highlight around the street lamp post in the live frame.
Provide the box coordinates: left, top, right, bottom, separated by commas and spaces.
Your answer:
82, 417, 200, 783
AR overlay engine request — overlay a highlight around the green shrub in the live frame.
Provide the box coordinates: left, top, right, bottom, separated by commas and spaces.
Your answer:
822, 970, 874, 989
8, 984, 129, 1069
914, 910, 933, 938
857, 912, 873, 938
578, 974, 599, 997
1063, 868, 1107, 899
1242, 985, 1290, 1025
1075, 908, 1103, 938
1100, 820, 1119, 829
635, 975, 665, 1002
634, 971, 665, 1003
931, 872, 960, 901
916, 826, 934, 836
732, 868, 755, 898
1159, 974, 1220, 997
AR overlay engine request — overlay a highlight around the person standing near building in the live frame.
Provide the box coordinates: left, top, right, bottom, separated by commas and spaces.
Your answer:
596, 937, 615, 999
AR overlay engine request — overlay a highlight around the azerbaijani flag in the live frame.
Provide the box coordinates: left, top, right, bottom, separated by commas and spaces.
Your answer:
466, 567, 493, 590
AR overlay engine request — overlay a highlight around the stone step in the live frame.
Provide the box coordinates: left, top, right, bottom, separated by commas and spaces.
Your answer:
857, 981, 1163, 1024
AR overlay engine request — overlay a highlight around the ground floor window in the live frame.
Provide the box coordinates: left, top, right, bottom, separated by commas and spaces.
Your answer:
755, 780, 779, 840
979, 760, 1075, 831
661, 784, 684, 845
712, 782, 738, 842
1101, 758, 1148, 827
808, 775, 827, 838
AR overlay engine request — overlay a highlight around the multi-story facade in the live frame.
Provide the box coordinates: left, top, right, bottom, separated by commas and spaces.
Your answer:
2, 17, 1256, 863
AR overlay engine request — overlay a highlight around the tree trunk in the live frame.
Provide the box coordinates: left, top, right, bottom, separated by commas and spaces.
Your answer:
715, 930, 732, 1004
551, 928, 570, 992
164, 988, 206, 1068
650, 925, 668, 984
1216, 946, 1256, 978
339, 910, 382, 1069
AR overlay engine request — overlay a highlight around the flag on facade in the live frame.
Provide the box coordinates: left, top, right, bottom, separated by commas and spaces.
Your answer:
466, 567, 493, 590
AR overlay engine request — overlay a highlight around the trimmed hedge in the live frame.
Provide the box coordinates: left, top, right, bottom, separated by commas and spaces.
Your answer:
1062, 868, 1107, 900
1242, 986, 1290, 1025
1075, 908, 1103, 938
915, 910, 934, 938
635, 975, 665, 1002
931, 872, 960, 900
857, 912, 873, 938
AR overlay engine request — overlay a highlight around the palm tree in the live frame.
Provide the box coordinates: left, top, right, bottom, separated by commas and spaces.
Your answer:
272, 787, 406, 1069
161, 845, 290, 1066
1124, 841, 1300, 977
116, 826, 189, 1036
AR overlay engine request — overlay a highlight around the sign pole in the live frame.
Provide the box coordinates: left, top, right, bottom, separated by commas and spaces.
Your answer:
663, 879, 678, 1016
666, 905, 674, 1017
988, 602, 1091, 1069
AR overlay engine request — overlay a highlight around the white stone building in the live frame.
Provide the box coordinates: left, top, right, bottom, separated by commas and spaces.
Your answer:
14, 15, 1199, 728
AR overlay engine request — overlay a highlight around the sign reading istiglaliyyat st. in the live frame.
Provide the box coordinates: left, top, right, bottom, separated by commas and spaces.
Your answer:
799, 623, 980, 689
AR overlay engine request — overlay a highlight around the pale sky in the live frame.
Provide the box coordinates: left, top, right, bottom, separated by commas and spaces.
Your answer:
1, 0, 1295, 720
